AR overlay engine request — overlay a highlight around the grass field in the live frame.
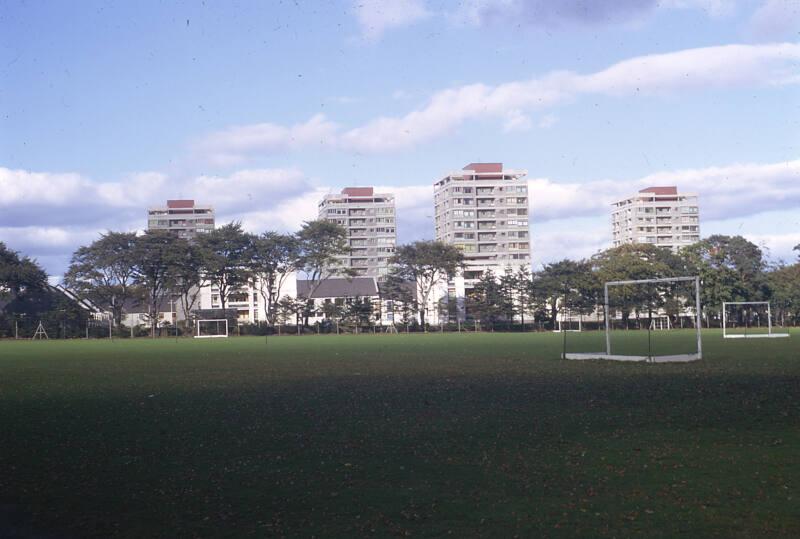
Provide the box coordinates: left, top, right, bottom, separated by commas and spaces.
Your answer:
1, 330, 799, 538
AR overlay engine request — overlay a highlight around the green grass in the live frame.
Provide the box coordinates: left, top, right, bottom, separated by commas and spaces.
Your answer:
1, 330, 799, 538
566, 327, 704, 356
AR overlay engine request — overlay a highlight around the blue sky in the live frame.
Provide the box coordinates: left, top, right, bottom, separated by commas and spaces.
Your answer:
1, 0, 799, 275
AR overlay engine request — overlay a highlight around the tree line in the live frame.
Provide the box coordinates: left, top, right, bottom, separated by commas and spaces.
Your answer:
60, 220, 352, 336
1, 231, 799, 338
460, 237, 800, 329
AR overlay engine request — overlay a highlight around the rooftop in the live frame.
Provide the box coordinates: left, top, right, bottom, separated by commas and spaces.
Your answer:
639, 186, 678, 195
341, 187, 374, 197
463, 163, 503, 173
167, 199, 196, 209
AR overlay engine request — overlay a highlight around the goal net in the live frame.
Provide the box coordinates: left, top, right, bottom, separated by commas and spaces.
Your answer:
564, 276, 702, 363
722, 302, 789, 339
195, 319, 229, 339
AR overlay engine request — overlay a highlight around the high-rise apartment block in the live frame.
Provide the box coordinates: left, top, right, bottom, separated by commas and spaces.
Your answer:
147, 200, 215, 239
318, 187, 396, 277
434, 163, 531, 280
611, 186, 700, 251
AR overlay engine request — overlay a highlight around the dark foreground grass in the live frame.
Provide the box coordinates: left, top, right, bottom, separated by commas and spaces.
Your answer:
1, 330, 799, 538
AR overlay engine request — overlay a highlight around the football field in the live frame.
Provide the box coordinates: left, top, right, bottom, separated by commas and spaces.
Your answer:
1, 330, 799, 537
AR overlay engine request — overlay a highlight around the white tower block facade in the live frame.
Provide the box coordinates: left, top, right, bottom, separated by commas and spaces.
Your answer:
612, 186, 700, 252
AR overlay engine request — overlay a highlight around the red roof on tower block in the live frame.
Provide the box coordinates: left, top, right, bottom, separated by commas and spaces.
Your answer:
463, 163, 503, 173
167, 200, 195, 208
342, 187, 374, 196
639, 186, 678, 195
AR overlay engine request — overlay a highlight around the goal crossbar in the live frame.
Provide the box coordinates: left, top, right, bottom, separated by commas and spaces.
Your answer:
564, 275, 703, 363
722, 301, 790, 339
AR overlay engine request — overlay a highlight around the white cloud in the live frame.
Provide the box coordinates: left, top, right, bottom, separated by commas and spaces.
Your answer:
578, 42, 800, 95
634, 160, 800, 220
340, 43, 800, 151
95, 172, 169, 208
451, 0, 736, 28
0, 166, 316, 273
538, 113, 558, 128
229, 186, 329, 236
526, 160, 800, 223
0, 226, 100, 252
3, 159, 799, 274
743, 231, 800, 262
194, 42, 800, 161
503, 109, 533, 131
353, 0, 431, 40
748, 0, 800, 40
0, 169, 89, 207
192, 168, 310, 213
192, 114, 338, 166
530, 225, 610, 268
354, 159, 800, 258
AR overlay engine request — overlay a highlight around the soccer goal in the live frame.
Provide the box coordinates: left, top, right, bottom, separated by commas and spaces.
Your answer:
194, 319, 229, 339
553, 307, 583, 333
564, 276, 702, 363
649, 315, 672, 331
722, 302, 789, 339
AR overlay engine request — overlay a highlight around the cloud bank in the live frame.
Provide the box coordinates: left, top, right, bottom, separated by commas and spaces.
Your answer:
3, 159, 797, 275
193, 42, 800, 164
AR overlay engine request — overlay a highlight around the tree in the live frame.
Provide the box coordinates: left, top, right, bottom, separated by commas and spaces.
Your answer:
297, 220, 351, 289
513, 266, 535, 328
296, 220, 352, 326
318, 299, 345, 333
591, 244, 685, 328
165, 238, 206, 335
794, 244, 799, 260
276, 294, 306, 334
64, 232, 138, 326
344, 297, 373, 332
132, 231, 178, 338
466, 269, 506, 329
197, 223, 253, 311
682, 235, 767, 324
3, 285, 89, 338
498, 267, 520, 323
380, 271, 417, 329
0, 242, 47, 299
593, 243, 684, 283
767, 263, 800, 326
390, 241, 464, 328
250, 232, 299, 326
534, 259, 593, 329
0, 244, 57, 338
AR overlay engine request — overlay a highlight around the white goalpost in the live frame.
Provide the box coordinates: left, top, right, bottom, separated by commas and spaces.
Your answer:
649, 315, 672, 331
553, 307, 583, 333
553, 318, 582, 332
564, 276, 703, 363
194, 319, 229, 339
722, 302, 790, 339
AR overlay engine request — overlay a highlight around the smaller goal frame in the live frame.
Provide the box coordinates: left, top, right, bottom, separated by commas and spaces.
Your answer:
722, 302, 790, 339
552, 319, 583, 333
194, 319, 229, 339
565, 276, 702, 363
